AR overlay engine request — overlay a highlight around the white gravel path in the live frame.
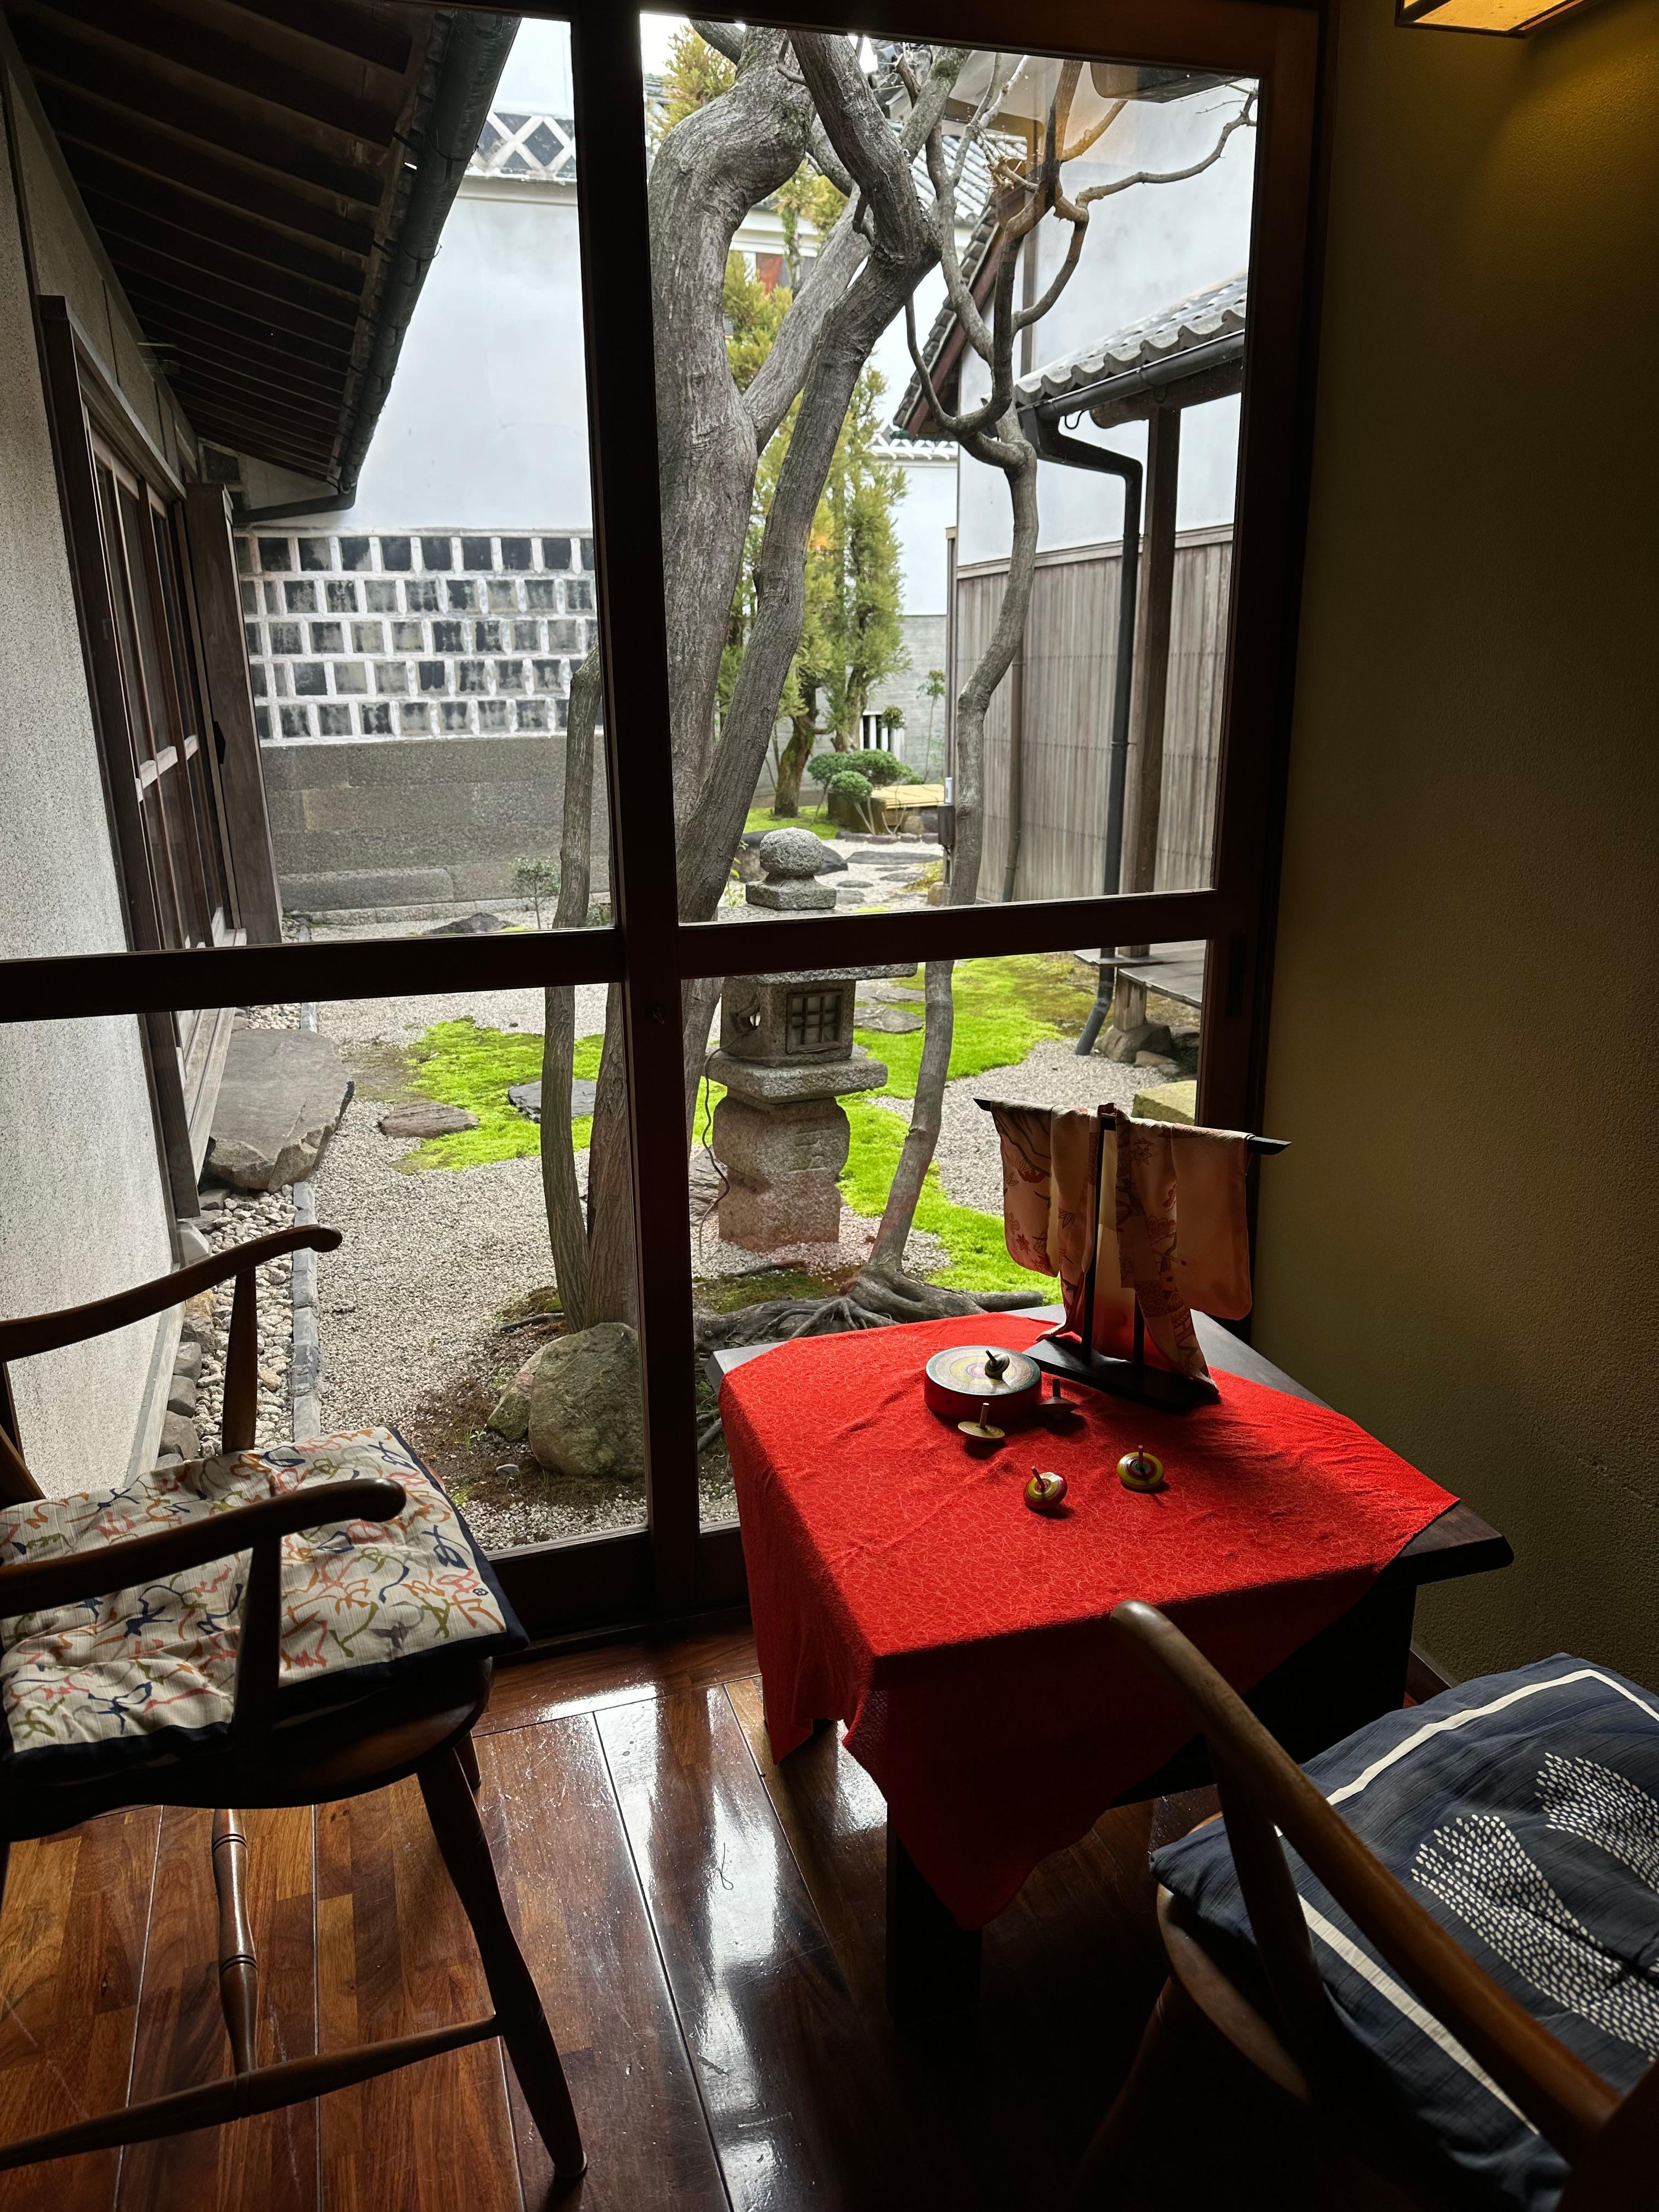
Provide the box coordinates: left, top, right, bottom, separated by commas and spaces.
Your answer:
893, 1036, 1178, 1216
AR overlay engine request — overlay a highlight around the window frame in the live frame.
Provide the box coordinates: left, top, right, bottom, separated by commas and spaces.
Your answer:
0, 0, 1334, 1641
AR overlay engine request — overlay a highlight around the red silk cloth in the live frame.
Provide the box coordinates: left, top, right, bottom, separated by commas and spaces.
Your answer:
721, 1314, 1456, 1928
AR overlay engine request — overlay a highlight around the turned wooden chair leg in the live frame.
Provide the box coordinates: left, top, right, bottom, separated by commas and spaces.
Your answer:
212, 1809, 258, 2072
458, 1728, 481, 1794
418, 1744, 586, 2187
1063, 1979, 1188, 2211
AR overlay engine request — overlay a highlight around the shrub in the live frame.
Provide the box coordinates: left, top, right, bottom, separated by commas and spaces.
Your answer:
511, 856, 560, 928
805, 748, 917, 791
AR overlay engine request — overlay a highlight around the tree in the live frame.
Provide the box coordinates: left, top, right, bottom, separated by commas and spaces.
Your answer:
541, 29, 1254, 1343
770, 370, 909, 814
920, 668, 946, 780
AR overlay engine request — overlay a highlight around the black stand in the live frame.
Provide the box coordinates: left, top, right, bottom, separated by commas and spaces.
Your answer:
977, 1100, 1287, 1418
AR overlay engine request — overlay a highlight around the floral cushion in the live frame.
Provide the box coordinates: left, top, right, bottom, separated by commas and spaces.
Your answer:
0, 1427, 523, 1775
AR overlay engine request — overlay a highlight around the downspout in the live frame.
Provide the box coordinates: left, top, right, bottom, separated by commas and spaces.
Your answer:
1015, 399, 1141, 1055
240, 10, 518, 523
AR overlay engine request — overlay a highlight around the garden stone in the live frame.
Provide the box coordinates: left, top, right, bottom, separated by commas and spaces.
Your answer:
207, 1026, 353, 1189
173, 1337, 202, 1382
167, 1374, 199, 1419
424, 911, 503, 935
161, 1413, 200, 1462
854, 1005, 923, 1033
377, 1102, 479, 1139
524, 1323, 645, 1482
1101, 1020, 1173, 1064
747, 877, 836, 911
487, 1372, 533, 1441
507, 1077, 597, 1123
759, 827, 836, 879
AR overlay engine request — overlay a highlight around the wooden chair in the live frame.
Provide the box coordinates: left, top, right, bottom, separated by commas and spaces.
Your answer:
1069, 1601, 1659, 2212
0, 1227, 584, 2187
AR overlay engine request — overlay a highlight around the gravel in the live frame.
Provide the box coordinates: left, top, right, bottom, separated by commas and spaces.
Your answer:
900, 1035, 1178, 1216
190, 1183, 297, 1451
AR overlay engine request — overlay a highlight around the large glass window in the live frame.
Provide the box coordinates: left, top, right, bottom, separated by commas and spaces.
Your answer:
1, 0, 1325, 1637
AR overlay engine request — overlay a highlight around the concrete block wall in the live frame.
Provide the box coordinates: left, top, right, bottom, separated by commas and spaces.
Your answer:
261, 733, 610, 915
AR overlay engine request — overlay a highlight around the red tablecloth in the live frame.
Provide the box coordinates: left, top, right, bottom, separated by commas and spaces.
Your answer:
721, 1314, 1457, 1927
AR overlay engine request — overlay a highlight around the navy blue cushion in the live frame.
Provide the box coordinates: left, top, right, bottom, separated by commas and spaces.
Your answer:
1153, 1656, 1659, 2210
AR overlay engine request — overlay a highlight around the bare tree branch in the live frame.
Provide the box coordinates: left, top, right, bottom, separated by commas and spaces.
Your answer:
1075, 92, 1256, 206
794, 33, 930, 258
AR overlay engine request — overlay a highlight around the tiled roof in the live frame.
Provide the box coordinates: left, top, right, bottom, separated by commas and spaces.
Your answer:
1014, 270, 1248, 411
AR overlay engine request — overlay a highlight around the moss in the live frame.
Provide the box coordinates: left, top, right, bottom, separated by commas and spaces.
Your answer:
399, 1019, 604, 1171
833, 953, 1086, 1296
697, 1265, 839, 1313
744, 804, 838, 840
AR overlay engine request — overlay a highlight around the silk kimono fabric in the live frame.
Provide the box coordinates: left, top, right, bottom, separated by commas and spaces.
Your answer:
988, 1103, 1251, 1379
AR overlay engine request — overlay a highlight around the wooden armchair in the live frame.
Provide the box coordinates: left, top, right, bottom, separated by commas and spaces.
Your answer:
0, 1229, 584, 2187
1070, 1602, 1659, 2212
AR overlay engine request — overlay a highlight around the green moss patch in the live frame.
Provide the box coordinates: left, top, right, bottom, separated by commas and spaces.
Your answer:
744, 805, 839, 841
834, 952, 1085, 1294
399, 1019, 603, 1171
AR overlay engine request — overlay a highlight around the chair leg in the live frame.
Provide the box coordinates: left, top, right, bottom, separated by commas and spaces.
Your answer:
1063, 1979, 1188, 2211
458, 1729, 482, 1794
418, 1744, 586, 2187
211, 1809, 259, 2072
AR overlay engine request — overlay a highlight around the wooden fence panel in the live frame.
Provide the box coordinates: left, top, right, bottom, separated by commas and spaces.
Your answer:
956, 526, 1231, 905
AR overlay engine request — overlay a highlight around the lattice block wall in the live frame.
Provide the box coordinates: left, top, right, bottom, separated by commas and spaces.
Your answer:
235, 529, 598, 742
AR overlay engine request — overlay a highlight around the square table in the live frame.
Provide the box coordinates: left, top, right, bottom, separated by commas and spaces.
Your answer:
710, 1310, 1510, 2019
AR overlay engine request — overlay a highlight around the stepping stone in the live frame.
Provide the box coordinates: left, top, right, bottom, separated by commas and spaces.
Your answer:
424, 910, 504, 936
207, 1027, 353, 1190
377, 1102, 479, 1139
508, 1077, 598, 1124
855, 1006, 923, 1033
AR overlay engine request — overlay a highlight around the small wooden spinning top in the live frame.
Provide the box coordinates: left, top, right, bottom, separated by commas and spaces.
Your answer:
1118, 1445, 1166, 1493
958, 1413, 1006, 1442
1025, 1466, 1068, 1514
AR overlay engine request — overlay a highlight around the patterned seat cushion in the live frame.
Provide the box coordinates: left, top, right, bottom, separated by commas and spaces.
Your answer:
0, 1427, 523, 1777
1153, 1656, 1659, 2210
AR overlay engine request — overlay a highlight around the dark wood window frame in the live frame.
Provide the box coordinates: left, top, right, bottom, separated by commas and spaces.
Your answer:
0, 0, 1334, 1643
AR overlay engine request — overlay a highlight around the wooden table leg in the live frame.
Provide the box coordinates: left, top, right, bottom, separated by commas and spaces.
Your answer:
885, 1827, 981, 2022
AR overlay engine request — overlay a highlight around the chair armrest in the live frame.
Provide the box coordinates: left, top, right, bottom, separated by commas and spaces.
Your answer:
0, 1476, 405, 1622
0, 1228, 343, 1364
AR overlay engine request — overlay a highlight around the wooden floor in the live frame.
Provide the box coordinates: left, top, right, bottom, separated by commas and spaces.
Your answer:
0, 1620, 1246, 2211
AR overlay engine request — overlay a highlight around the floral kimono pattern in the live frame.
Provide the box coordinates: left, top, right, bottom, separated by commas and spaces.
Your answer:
986, 1103, 1251, 1380
0, 1427, 521, 1770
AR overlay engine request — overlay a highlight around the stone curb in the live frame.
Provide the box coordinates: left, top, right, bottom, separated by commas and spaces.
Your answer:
291, 1000, 324, 1438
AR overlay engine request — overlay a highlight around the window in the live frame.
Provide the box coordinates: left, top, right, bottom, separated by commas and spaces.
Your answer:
1, 0, 1328, 1641
87, 438, 235, 952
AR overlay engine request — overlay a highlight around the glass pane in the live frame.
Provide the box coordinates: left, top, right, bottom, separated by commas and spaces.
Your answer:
153, 504, 233, 931
648, 22, 1258, 923
235, 20, 614, 939
283, 981, 645, 1556
696, 944, 1205, 1526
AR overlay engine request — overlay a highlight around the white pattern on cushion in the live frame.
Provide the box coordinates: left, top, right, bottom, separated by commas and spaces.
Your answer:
0, 1429, 515, 1760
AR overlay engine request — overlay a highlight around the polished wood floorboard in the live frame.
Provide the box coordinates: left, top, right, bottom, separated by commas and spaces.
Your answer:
0, 1632, 1272, 2210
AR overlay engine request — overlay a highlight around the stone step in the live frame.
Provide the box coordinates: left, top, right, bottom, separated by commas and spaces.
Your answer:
207, 1027, 354, 1191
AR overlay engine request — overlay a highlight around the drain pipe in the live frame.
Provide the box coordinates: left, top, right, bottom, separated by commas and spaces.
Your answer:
1015, 400, 1142, 1054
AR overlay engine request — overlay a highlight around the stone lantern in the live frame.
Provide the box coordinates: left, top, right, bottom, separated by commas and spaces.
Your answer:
709, 963, 910, 1250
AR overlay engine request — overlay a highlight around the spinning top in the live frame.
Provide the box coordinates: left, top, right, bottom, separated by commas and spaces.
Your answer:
1025, 1466, 1068, 1514
924, 1344, 1041, 1435
1118, 1446, 1166, 1493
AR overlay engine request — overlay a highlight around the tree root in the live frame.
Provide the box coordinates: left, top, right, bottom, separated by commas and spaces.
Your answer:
693, 1261, 1048, 1355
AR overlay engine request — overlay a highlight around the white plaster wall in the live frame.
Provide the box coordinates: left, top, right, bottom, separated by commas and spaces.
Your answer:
321, 185, 595, 534
0, 87, 176, 1497
887, 453, 955, 618
957, 84, 1256, 565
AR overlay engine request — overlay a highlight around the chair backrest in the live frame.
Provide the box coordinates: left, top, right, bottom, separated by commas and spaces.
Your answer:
1111, 1601, 1659, 2212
